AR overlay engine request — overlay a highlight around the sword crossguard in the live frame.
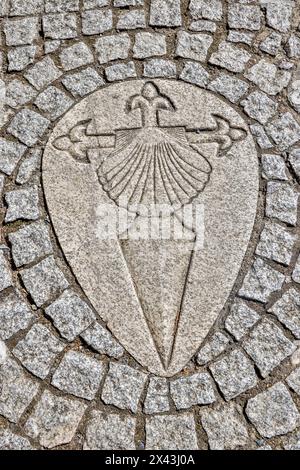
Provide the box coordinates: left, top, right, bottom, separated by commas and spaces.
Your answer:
187, 115, 247, 152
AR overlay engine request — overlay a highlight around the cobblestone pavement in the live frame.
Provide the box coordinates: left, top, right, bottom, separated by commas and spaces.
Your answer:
1, 0, 300, 451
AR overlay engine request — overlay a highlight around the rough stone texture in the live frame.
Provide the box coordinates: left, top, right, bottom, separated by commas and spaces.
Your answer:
144, 377, 170, 414
196, 331, 230, 365
0, 251, 13, 292
42, 13, 78, 40
0, 428, 34, 450
82, 9, 112, 35
180, 62, 209, 87
25, 390, 87, 448
209, 349, 257, 401
289, 148, 300, 180
286, 34, 300, 59
266, 182, 299, 226
62, 68, 105, 97
0, 138, 26, 176
245, 60, 291, 96
35, 86, 74, 121
170, 372, 215, 408
286, 367, 300, 396
25, 57, 62, 90
105, 62, 136, 81
0, 290, 34, 340
16, 149, 42, 185
101, 363, 147, 413
255, 221, 296, 266
5, 186, 40, 223
269, 289, 300, 339
201, 403, 249, 450
7, 110, 50, 147
4, 18, 39, 46
208, 74, 249, 103
264, 0, 294, 33
12, 323, 65, 379
117, 10, 146, 30
145, 414, 198, 450
261, 154, 288, 181
292, 255, 300, 284
21, 256, 69, 307
189, 19, 216, 33
149, 0, 182, 27
45, 289, 95, 341
246, 383, 300, 438
176, 32, 213, 62
59, 43, 94, 71
84, 411, 136, 450
227, 31, 254, 46
52, 351, 105, 400
0, 356, 39, 423
133, 32, 166, 59
266, 113, 300, 151
228, 4, 261, 31
81, 321, 124, 358
189, 0, 222, 21
239, 257, 285, 303
0, 341, 7, 365
95, 34, 131, 64
209, 41, 251, 73
45, 0, 80, 13
284, 431, 300, 451
5, 80, 36, 109
7, 46, 36, 72
143, 59, 176, 78
225, 299, 260, 341
9, 0, 44, 16
241, 91, 277, 125
243, 319, 296, 378
250, 124, 273, 149
260, 32, 282, 56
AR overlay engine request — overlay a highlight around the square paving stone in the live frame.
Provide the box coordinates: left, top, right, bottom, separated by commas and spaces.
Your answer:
0, 290, 35, 340
209, 41, 251, 73
7, 110, 50, 147
0, 138, 26, 176
0, 251, 13, 292
7, 46, 37, 72
208, 73, 249, 103
42, 13, 78, 40
34, 86, 74, 121
144, 377, 170, 414
82, 9, 112, 35
286, 367, 300, 396
8, 221, 53, 267
62, 68, 105, 98
4, 18, 39, 46
243, 319, 296, 378
255, 221, 296, 266
59, 43, 94, 71
176, 31, 213, 62
145, 414, 198, 450
133, 32, 167, 59
0, 356, 39, 423
245, 383, 300, 438
239, 257, 285, 303
209, 349, 257, 401
5, 186, 40, 223
189, 0, 222, 21
266, 182, 299, 226
45, 289, 96, 341
95, 34, 131, 64
0, 428, 34, 450
80, 321, 124, 358
149, 0, 182, 27
51, 350, 105, 400
13, 323, 65, 379
25, 390, 87, 448
24, 57, 62, 90
20, 256, 69, 307
83, 411, 136, 450
261, 154, 288, 181
201, 403, 250, 450
225, 299, 260, 341
196, 331, 230, 365
170, 372, 216, 409
269, 288, 300, 339
101, 362, 147, 413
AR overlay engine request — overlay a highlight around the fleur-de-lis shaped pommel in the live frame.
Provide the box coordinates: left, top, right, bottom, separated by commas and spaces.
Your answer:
126, 82, 175, 128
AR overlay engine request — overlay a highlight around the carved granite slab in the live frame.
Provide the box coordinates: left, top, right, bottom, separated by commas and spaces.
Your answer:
43, 79, 259, 377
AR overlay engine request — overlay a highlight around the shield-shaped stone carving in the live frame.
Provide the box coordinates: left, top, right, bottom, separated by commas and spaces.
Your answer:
43, 79, 259, 377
